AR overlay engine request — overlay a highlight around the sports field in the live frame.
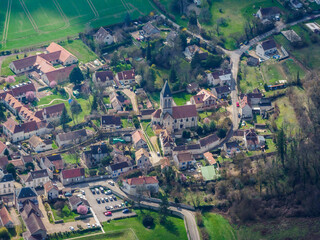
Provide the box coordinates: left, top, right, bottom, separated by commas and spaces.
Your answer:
0, 0, 155, 50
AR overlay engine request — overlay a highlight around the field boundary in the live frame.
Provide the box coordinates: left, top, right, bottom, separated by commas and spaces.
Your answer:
52, 0, 70, 29
1, 0, 12, 46
86, 0, 99, 18
19, 0, 40, 33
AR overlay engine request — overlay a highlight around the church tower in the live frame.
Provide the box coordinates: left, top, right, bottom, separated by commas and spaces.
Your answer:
160, 81, 172, 115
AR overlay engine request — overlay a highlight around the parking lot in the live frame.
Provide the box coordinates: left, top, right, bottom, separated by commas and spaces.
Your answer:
83, 185, 136, 222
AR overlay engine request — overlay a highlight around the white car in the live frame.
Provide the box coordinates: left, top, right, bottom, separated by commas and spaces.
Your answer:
108, 181, 114, 186
87, 223, 91, 228
69, 226, 75, 231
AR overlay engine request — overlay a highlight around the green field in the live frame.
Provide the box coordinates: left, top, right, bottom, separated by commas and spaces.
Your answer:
0, 0, 155, 50
172, 92, 192, 106
202, 213, 236, 240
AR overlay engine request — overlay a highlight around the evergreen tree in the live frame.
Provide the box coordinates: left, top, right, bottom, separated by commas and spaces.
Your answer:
159, 193, 169, 223
169, 67, 178, 83
60, 107, 71, 126
191, 52, 201, 69
6, 163, 16, 179
69, 67, 84, 86
146, 41, 152, 62
276, 127, 286, 168
91, 95, 98, 112
296, 71, 301, 87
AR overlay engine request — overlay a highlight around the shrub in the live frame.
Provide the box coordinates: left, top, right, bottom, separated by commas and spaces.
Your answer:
50, 81, 57, 88
62, 205, 71, 217
26, 91, 35, 101
142, 214, 154, 228
200, 228, 210, 240
0, 227, 10, 239
5, 76, 15, 83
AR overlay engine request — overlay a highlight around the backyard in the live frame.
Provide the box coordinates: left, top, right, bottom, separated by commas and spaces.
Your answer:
61, 153, 79, 165
50, 201, 80, 222
172, 92, 193, 106
141, 120, 155, 138
37, 92, 69, 106
59, 40, 98, 63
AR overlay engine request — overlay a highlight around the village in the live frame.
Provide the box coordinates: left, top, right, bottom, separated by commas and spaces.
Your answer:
0, 0, 319, 239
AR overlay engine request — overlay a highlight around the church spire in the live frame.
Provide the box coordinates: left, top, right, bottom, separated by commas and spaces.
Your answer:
161, 80, 172, 98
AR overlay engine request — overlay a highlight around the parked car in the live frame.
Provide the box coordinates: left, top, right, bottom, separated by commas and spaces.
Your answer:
122, 209, 129, 214
101, 198, 105, 203
236, 102, 240, 107
108, 181, 114, 186
106, 190, 112, 195
110, 206, 114, 210
105, 211, 112, 216
112, 196, 117, 201
105, 197, 109, 202
64, 192, 72, 197
95, 188, 100, 194
87, 223, 91, 228
96, 198, 101, 204
91, 189, 95, 194
105, 206, 110, 210
69, 226, 75, 231
81, 190, 85, 195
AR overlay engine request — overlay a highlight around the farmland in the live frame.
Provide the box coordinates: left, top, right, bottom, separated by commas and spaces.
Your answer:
0, 0, 155, 51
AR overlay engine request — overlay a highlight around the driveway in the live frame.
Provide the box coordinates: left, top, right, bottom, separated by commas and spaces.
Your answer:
122, 89, 139, 114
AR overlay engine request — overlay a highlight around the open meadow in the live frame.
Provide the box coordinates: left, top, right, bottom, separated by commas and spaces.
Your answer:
0, 0, 155, 50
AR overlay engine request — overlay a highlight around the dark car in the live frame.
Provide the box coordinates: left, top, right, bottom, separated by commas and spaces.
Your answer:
112, 196, 117, 201
96, 198, 101, 204
105, 206, 110, 210
122, 208, 129, 214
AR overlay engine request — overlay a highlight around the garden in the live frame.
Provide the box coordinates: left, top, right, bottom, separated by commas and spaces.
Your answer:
48, 200, 80, 222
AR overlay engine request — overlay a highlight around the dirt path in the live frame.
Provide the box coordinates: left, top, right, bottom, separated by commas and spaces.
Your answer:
1, 0, 12, 47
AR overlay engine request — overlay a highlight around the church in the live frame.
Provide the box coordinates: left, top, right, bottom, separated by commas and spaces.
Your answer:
152, 81, 198, 132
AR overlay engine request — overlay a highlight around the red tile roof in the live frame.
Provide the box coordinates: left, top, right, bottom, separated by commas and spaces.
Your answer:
203, 152, 216, 165
117, 70, 135, 81
61, 168, 85, 179
172, 105, 197, 119
44, 65, 76, 83
132, 130, 146, 144
0, 141, 7, 155
46, 42, 76, 63
0, 207, 13, 226
125, 176, 158, 185
44, 181, 58, 192
151, 109, 161, 118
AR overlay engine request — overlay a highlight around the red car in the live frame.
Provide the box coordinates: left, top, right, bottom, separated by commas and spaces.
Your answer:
236, 102, 240, 107
105, 211, 112, 216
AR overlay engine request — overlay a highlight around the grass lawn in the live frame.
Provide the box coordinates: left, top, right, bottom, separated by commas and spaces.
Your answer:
37, 92, 68, 106
141, 120, 155, 138
103, 209, 187, 240
274, 96, 299, 131
202, 212, 236, 240
0, 51, 39, 76
148, 91, 161, 106
61, 153, 79, 164
67, 96, 93, 126
72, 230, 136, 240
52, 141, 58, 150
273, 24, 320, 71
172, 92, 192, 106
281, 59, 306, 81
59, 40, 98, 63
103, 96, 110, 104
265, 138, 276, 153
239, 60, 264, 93
121, 119, 133, 128
1, 0, 155, 51
50, 204, 79, 222
260, 61, 285, 85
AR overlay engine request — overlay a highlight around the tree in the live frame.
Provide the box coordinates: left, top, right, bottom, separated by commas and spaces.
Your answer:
5, 76, 15, 83
25, 162, 34, 171
169, 67, 178, 83
276, 127, 286, 168
182, 130, 191, 139
217, 128, 227, 138
77, 205, 88, 215
50, 81, 57, 88
110, 52, 119, 67
191, 52, 201, 69
209, 121, 216, 132
62, 205, 71, 217
142, 215, 154, 228
3, 148, 9, 157
296, 71, 301, 87
26, 91, 35, 102
205, 54, 223, 69
70, 100, 82, 124
89, 169, 97, 176
0, 227, 10, 240
101, 155, 113, 166
91, 95, 98, 112
69, 67, 84, 86
146, 41, 152, 62
133, 115, 140, 129
6, 163, 16, 179
124, 13, 131, 26
159, 193, 169, 223
60, 107, 71, 126
189, 11, 197, 26
197, 126, 203, 135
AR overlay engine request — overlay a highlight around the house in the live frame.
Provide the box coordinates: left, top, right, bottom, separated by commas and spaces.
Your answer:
142, 22, 160, 37
256, 7, 280, 21
94, 27, 114, 45
190, 89, 218, 111
186, 82, 199, 93
35, 103, 65, 123
290, 0, 303, 9
40, 154, 64, 173
207, 69, 232, 86
166, 31, 178, 47
135, 148, 151, 169
122, 176, 159, 196
110, 95, 123, 111
0, 141, 7, 157
140, 109, 155, 120
93, 71, 115, 86
241, 95, 253, 119
0, 173, 14, 196
108, 161, 134, 178
184, 45, 207, 60
10, 159, 25, 171
44, 181, 59, 200
22, 155, 34, 164
0, 82, 36, 102
28, 135, 52, 153
82, 142, 110, 167
212, 85, 231, 99
101, 115, 121, 130
60, 168, 85, 186
256, 39, 277, 59
132, 130, 148, 150
0, 156, 9, 170
259, 98, 273, 113
56, 129, 89, 147
152, 81, 198, 132
203, 152, 217, 166
0, 207, 14, 228
173, 151, 196, 170
224, 141, 240, 156
22, 169, 50, 188
68, 195, 90, 211
116, 69, 135, 86
244, 129, 265, 151
281, 30, 301, 43
305, 22, 320, 33
199, 133, 220, 152
2, 117, 53, 143
160, 130, 175, 156
15, 187, 38, 210
9, 42, 77, 87
20, 200, 47, 240
247, 56, 260, 67
247, 92, 263, 105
